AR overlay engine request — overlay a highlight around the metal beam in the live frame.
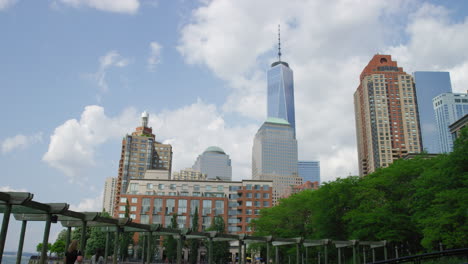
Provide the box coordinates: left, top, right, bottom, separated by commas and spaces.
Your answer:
16, 220, 27, 264
40, 214, 52, 264
0, 203, 12, 263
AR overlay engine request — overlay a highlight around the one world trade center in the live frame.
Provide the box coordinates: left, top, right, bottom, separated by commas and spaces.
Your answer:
267, 26, 296, 137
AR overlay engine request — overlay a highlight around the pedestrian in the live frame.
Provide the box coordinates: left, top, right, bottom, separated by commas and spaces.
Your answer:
91, 248, 104, 264
64, 240, 82, 264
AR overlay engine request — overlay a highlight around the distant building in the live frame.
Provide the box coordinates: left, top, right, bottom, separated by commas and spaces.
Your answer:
433, 93, 468, 152
114, 112, 173, 216
192, 146, 232, 181
354, 55, 422, 176
117, 178, 273, 234
172, 168, 207, 181
252, 117, 301, 204
102, 177, 117, 214
291, 181, 319, 195
414, 71, 452, 153
298, 161, 320, 184
449, 114, 468, 141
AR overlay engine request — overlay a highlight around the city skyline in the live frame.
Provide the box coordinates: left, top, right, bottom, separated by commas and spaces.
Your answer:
1, 0, 468, 252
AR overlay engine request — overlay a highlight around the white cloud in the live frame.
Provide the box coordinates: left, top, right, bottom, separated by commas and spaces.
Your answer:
42, 105, 137, 181
59, 0, 139, 14
69, 194, 103, 211
0, 186, 27, 192
94, 50, 130, 92
0, 0, 16, 10
177, 0, 468, 182
147, 41, 162, 71
1, 132, 43, 154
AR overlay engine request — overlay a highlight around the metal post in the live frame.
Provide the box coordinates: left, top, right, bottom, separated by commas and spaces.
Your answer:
384, 246, 388, 260
395, 246, 398, 259
317, 251, 320, 264
65, 226, 71, 257
296, 244, 300, 264
305, 246, 308, 264
104, 230, 110, 264
40, 214, 52, 264
266, 242, 270, 264
238, 241, 242, 264
372, 248, 375, 262
324, 244, 328, 264
353, 244, 357, 264
16, 220, 27, 264
243, 242, 246, 264
147, 232, 152, 264
363, 246, 366, 264
337, 248, 341, 264
81, 220, 87, 258
208, 238, 213, 264
141, 234, 146, 263
0, 203, 12, 263
275, 246, 279, 264
177, 235, 182, 264
439, 242, 443, 252
113, 229, 120, 264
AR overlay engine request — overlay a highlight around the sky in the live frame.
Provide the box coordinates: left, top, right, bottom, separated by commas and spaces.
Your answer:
1, 0, 468, 253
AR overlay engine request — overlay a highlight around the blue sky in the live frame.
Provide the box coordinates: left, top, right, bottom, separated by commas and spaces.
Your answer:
1, 0, 467, 252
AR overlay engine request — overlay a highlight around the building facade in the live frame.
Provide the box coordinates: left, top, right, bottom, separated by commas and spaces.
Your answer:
192, 146, 232, 181
298, 161, 320, 185
354, 55, 422, 176
117, 178, 273, 234
102, 177, 117, 214
433, 93, 468, 153
252, 117, 301, 204
267, 60, 296, 137
449, 114, 468, 141
414, 71, 452, 153
114, 112, 173, 215
172, 168, 207, 181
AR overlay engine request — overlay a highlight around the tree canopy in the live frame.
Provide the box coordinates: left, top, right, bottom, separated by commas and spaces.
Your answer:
252, 127, 468, 252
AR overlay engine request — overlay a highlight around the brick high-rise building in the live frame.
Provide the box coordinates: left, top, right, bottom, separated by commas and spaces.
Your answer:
114, 112, 173, 215
354, 55, 422, 176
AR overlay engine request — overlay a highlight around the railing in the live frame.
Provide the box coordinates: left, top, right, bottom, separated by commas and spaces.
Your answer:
370, 248, 468, 264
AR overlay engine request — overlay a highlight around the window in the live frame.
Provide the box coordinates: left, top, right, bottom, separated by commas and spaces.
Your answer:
140, 215, 149, 224
194, 185, 200, 191
119, 206, 126, 211
178, 199, 187, 214
246, 184, 252, 190
158, 184, 165, 190
131, 206, 137, 212
191, 200, 200, 214
246, 209, 252, 215
131, 198, 138, 203
263, 185, 270, 190
120, 197, 127, 203
166, 199, 175, 214
146, 183, 153, 189
203, 200, 212, 216
246, 193, 252, 198
118, 214, 125, 218
246, 201, 252, 207
255, 193, 261, 199
154, 198, 163, 213
254, 201, 260, 207
206, 185, 212, 191
170, 184, 176, 190
130, 214, 136, 219
254, 185, 260, 190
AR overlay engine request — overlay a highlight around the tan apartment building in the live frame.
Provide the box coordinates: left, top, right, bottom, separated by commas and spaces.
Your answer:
354, 55, 422, 176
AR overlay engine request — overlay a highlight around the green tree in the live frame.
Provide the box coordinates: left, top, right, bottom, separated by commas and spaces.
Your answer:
207, 215, 230, 263
50, 240, 66, 257
86, 211, 114, 256
164, 213, 179, 262
188, 207, 200, 264
36, 243, 52, 256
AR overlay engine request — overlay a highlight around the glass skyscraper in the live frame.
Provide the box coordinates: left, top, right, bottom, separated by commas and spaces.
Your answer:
267, 61, 296, 137
252, 117, 301, 204
192, 146, 232, 181
298, 161, 320, 184
414, 71, 452, 153
433, 93, 468, 153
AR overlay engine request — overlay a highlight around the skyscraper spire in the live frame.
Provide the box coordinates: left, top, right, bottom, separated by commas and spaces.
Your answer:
278, 24, 282, 62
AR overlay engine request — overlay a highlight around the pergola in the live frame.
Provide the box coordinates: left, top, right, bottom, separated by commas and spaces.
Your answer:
0, 191, 389, 264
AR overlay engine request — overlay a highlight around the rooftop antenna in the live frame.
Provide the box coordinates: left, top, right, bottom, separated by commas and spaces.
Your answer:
278, 24, 282, 62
